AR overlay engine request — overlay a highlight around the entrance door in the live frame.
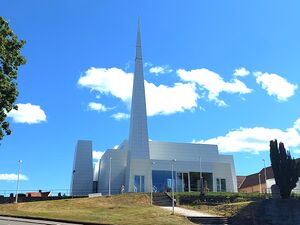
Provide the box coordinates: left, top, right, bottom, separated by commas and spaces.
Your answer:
134, 175, 145, 192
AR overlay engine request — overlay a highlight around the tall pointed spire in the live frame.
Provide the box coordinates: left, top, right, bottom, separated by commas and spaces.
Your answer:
128, 19, 150, 159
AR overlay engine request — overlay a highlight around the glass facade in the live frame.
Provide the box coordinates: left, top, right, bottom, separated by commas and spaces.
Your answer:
152, 170, 176, 192
152, 170, 213, 192
176, 172, 189, 192
189, 172, 213, 192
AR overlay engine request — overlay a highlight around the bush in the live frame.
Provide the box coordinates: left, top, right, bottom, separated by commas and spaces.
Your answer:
174, 192, 264, 205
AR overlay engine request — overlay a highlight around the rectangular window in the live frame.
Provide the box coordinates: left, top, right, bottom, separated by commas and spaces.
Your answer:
141, 175, 145, 192
217, 178, 221, 192
221, 179, 226, 192
134, 175, 145, 192
216, 178, 226, 192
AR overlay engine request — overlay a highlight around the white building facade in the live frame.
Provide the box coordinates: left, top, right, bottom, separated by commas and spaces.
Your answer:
267, 178, 300, 194
71, 22, 237, 196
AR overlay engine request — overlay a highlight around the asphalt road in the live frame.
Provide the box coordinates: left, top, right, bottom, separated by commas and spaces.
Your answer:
0, 216, 83, 225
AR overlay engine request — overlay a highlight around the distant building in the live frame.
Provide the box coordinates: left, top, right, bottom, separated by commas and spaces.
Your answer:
26, 191, 51, 197
238, 158, 300, 193
70, 21, 237, 196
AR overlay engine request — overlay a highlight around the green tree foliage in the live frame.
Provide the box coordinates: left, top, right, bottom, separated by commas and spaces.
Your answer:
0, 16, 26, 141
270, 140, 300, 199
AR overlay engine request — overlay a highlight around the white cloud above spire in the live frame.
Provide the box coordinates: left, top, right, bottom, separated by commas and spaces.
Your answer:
233, 67, 250, 77
254, 71, 298, 101
177, 68, 252, 106
149, 65, 173, 75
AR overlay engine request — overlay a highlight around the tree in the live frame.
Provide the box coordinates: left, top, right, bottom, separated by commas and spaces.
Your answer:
270, 140, 300, 198
0, 16, 26, 141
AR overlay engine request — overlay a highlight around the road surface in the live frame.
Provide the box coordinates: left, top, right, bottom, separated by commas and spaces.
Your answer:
0, 216, 83, 225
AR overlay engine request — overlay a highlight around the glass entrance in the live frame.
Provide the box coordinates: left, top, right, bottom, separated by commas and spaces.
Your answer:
176, 172, 189, 192
134, 175, 145, 192
189, 172, 213, 192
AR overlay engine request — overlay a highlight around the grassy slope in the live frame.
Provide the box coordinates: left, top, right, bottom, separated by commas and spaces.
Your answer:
182, 201, 256, 217
0, 194, 192, 225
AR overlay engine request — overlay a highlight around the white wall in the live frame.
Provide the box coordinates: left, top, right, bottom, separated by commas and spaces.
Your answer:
70, 140, 93, 196
98, 149, 127, 195
266, 178, 300, 194
150, 141, 219, 162
126, 158, 152, 192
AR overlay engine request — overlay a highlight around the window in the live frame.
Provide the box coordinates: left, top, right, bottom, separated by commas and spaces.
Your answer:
216, 178, 226, 192
134, 175, 145, 192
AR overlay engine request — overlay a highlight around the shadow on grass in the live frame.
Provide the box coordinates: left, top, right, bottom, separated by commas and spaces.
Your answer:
230, 200, 273, 225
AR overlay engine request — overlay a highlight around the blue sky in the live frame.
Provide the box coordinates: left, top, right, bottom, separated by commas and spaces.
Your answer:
1, 0, 300, 193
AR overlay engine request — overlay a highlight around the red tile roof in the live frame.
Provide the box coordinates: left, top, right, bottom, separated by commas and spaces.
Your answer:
26, 191, 51, 197
238, 158, 300, 189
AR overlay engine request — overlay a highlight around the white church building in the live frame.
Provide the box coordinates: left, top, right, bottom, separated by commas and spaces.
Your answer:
70, 22, 237, 196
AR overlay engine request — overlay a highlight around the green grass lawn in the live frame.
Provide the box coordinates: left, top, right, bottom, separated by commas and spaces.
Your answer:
0, 193, 192, 225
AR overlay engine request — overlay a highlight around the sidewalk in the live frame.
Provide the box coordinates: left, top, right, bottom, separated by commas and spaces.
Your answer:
160, 206, 219, 217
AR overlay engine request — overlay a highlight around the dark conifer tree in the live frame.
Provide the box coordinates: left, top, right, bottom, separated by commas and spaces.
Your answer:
270, 140, 299, 198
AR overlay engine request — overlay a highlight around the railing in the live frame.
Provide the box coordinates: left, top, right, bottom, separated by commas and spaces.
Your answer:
0, 189, 71, 197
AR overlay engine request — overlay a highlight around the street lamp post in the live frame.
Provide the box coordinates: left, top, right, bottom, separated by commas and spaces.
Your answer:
199, 157, 203, 195
150, 161, 155, 205
258, 173, 262, 194
171, 159, 176, 215
108, 157, 112, 196
262, 159, 267, 193
15, 160, 22, 203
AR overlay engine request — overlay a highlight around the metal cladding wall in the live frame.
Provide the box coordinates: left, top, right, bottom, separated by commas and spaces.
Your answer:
98, 148, 127, 195
96, 140, 237, 193
128, 21, 150, 160
70, 140, 93, 196
149, 141, 237, 192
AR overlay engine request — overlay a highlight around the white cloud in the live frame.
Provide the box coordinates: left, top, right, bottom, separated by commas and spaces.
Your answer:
88, 102, 109, 112
177, 68, 252, 106
294, 118, 300, 130
7, 103, 46, 124
145, 82, 198, 116
294, 150, 300, 154
111, 112, 130, 121
78, 67, 199, 116
0, 173, 28, 181
149, 65, 173, 75
194, 117, 300, 154
78, 67, 133, 104
92, 150, 104, 160
254, 71, 297, 101
234, 67, 250, 77
144, 62, 153, 67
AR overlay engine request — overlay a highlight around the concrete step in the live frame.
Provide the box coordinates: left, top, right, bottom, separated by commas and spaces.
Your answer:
153, 192, 173, 207
187, 216, 230, 225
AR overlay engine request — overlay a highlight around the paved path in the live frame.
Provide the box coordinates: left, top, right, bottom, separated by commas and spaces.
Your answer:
160, 206, 219, 217
0, 216, 82, 225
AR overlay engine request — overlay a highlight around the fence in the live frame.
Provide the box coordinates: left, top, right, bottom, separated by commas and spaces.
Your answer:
0, 189, 71, 197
